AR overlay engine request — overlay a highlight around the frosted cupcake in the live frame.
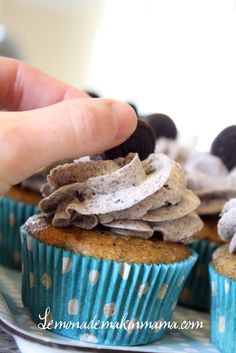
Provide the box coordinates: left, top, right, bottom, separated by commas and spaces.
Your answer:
0, 172, 43, 269
209, 198, 236, 353
21, 124, 203, 345
0, 159, 73, 270
179, 151, 236, 310
181, 126, 236, 310
180, 125, 236, 309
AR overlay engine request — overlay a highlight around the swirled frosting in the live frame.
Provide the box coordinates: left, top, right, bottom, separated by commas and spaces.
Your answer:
39, 153, 203, 242
185, 152, 236, 215
218, 198, 236, 253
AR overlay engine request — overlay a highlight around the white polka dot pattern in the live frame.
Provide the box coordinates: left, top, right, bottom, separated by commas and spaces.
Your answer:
89, 270, 100, 286
218, 316, 225, 333
26, 236, 33, 251
62, 257, 72, 273
29, 273, 34, 288
224, 280, 230, 294
158, 283, 168, 299
68, 299, 79, 315
9, 213, 16, 227
138, 283, 149, 296
125, 319, 138, 334
103, 302, 116, 318
41, 274, 52, 289
119, 262, 131, 280
80, 334, 98, 343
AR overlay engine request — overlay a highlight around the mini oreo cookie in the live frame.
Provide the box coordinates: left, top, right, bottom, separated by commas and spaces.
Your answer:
144, 113, 177, 140
211, 125, 236, 170
85, 90, 100, 98
104, 120, 155, 160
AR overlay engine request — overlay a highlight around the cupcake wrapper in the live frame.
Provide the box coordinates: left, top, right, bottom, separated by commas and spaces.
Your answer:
179, 239, 219, 311
209, 264, 236, 353
21, 227, 197, 346
0, 196, 39, 269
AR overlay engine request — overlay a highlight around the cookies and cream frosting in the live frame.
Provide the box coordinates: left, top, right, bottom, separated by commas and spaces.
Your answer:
39, 153, 203, 242
185, 152, 236, 215
154, 137, 193, 165
20, 171, 47, 194
218, 198, 236, 253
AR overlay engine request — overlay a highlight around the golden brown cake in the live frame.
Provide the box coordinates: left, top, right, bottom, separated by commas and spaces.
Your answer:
25, 215, 191, 265
195, 215, 224, 244
5, 186, 41, 205
212, 244, 236, 280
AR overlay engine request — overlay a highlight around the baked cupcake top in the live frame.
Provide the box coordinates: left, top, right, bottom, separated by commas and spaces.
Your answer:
24, 214, 191, 264
212, 244, 236, 280
5, 186, 42, 205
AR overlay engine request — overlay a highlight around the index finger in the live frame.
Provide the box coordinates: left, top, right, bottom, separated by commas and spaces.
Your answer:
0, 56, 88, 111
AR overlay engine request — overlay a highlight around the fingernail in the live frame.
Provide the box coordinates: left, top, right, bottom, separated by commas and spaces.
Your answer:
111, 102, 137, 140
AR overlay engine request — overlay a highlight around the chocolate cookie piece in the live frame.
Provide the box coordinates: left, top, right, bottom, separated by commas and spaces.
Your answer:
86, 90, 100, 98
211, 125, 236, 170
104, 120, 155, 160
144, 113, 177, 140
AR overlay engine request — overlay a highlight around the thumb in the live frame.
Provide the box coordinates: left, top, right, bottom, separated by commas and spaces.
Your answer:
0, 98, 137, 193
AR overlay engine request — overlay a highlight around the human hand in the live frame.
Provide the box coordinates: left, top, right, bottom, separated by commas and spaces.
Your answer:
0, 57, 137, 194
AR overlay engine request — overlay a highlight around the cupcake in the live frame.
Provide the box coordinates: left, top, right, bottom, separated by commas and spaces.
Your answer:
21, 123, 202, 346
0, 159, 73, 270
0, 172, 43, 269
209, 198, 236, 353
180, 126, 236, 310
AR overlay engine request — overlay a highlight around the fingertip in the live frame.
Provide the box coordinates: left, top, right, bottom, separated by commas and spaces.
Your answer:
111, 101, 138, 140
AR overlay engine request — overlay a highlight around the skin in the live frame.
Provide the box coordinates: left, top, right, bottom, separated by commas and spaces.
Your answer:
0, 57, 137, 194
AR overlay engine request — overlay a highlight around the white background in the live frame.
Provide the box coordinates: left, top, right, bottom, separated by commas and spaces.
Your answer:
1, 0, 236, 152
87, 0, 236, 151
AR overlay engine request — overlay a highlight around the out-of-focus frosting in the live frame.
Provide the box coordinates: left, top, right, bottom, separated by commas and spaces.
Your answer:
39, 153, 203, 242
154, 137, 194, 165
19, 159, 75, 194
218, 198, 236, 253
19, 171, 47, 194
185, 152, 236, 215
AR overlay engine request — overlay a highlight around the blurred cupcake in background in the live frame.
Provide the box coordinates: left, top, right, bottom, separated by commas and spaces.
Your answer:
209, 198, 236, 353
142, 113, 196, 165
21, 121, 202, 346
0, 160, 73, 270
179, 125, 236, 310
0, 172, 43, 269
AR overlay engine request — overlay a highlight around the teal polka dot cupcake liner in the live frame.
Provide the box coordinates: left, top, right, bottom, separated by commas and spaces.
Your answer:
179, 239, 219, 311
21, 225, 198, 346
0, 196, 39, 270
209, 264, 236, 353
